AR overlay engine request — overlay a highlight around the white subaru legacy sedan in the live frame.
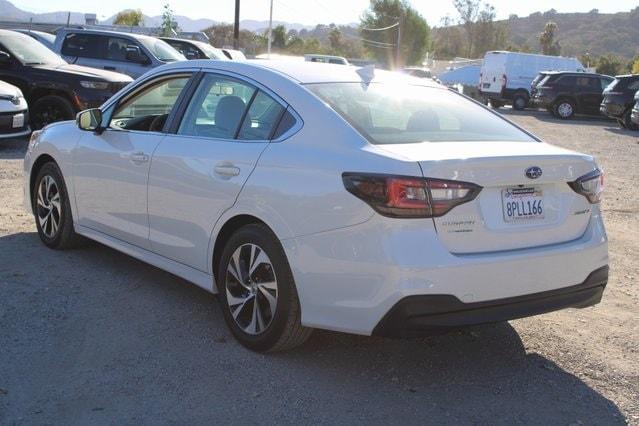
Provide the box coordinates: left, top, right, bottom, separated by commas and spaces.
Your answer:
24, 60, 608, 351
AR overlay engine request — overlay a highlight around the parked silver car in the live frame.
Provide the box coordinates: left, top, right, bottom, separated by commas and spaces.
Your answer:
53, 29, 185, 78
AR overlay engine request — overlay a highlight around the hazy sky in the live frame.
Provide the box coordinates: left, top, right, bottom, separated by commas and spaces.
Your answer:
16, 0, 638, 26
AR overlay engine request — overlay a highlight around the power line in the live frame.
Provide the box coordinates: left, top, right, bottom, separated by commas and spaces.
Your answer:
360, 22, 399, 32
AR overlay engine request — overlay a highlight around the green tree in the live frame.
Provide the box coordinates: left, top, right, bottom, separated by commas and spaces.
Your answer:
630, 56, 639, 73
452, 0, 505, 58
360, 0, 430, 69
539, 21, 561, 56
270, 25, 287, 50
113, 9, 144, 27
160, 3, 179, 37
596, 54, 625, 75
328, 28, 343, 52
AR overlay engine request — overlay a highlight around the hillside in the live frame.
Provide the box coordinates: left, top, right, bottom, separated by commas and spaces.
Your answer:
505, 8, 639, 59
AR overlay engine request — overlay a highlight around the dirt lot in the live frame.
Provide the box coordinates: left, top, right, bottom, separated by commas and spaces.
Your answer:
1, 110, 638, 424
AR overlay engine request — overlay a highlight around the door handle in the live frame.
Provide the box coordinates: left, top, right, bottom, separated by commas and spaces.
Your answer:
214, 163, 241, 177
130, 152, 149, 164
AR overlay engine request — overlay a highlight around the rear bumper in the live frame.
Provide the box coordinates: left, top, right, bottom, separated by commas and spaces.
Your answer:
599, 103, 625, 119
373, 266, 608, 337
284, 209, 608, 336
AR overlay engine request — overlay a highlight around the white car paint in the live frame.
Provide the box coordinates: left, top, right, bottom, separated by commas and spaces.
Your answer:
24, 60, 608, 336
0, 80, 30, 139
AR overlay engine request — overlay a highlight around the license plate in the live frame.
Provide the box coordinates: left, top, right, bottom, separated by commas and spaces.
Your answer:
502, 187, 544, 222
12, 113, 24, 128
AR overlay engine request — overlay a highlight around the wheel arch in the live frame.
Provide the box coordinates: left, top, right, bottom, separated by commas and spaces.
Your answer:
211, 214, 272, 280
29, 153, 58, 213
29, 89, 78, 111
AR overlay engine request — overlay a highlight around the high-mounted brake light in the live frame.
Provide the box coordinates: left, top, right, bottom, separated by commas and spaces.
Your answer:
568, 169, 604, 204
342, 173, 482, 218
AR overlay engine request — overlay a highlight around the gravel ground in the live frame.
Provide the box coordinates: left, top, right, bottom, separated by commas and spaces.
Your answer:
1, 110, 637, 424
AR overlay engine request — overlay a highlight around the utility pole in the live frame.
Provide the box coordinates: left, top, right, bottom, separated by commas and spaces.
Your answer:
233, 0, 240, 49
395, 13, 402, 69
267, 0, 273, 58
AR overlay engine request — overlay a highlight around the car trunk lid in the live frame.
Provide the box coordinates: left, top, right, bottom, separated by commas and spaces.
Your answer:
377, 141, 596, 254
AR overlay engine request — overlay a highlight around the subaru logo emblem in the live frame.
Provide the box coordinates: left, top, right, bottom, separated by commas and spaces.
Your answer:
525, 166, 543, 179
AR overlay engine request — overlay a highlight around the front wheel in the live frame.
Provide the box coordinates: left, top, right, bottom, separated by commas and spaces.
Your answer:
31, 95, 75, 130
33, 162, 83, 249
216, 224, 312, 352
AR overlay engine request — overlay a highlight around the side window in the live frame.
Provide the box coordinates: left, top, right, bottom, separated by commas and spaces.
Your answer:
272, 109, 297, 140
175, 42, 201, 59
626, 80, 639, 91
178, 74, 256, 139
110, 76, 190, 132
237, 91, 285, 140
106, 37, 140, 62
61, 33, 101, 58
557, 76, 576, 87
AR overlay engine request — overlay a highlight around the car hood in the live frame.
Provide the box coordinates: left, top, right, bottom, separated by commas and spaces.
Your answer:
32, 63, 132, 82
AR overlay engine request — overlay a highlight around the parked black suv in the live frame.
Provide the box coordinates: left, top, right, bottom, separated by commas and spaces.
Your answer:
159, 37, 228, 61
530, 71, 614, 119
600, 74, 639, 130
0, 30, 132, 129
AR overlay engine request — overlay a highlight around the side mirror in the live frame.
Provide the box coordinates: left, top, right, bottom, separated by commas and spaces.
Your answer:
76, 108, 102, 132
0, 51, 11, 64
125, 45, 148, 64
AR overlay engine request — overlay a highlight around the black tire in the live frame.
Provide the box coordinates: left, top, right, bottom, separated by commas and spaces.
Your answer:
622, 109, 639, 131
553, 99, 575, 119
512, 92, 529, 110
31, 95, 75, 130
33, 162, 83, 249
489, 99, 503, 108
216, 223, 312, 352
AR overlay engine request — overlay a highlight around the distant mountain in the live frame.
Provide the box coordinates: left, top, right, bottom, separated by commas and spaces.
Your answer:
0, 0, 314, 33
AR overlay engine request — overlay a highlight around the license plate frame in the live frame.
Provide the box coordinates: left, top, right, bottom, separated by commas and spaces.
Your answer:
12, 113, 24, 129
501, 187, 544, 222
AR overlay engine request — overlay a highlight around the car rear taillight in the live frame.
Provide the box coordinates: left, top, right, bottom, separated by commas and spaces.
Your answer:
568, 169, 604, 204
342, 173, 482, 218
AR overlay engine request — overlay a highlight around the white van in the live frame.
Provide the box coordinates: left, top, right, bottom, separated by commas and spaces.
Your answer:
479, 51, 585, 109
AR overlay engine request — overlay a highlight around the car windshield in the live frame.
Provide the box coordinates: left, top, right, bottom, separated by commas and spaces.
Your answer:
34, 31, 55, 44
1, 33, 65, 66
197, 42, 228, 60
307, 82, 534, 144
138, 38, 184, 62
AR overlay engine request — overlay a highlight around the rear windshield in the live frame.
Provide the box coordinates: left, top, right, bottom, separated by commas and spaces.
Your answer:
307, 82, 534, 144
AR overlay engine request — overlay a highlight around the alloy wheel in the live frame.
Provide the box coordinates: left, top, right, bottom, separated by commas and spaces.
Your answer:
557, 102, 573, 118
225, 243, 278, 335
36, 175, 61, 238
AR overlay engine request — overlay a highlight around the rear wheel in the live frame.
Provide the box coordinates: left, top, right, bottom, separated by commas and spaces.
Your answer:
512, 92, 529, 110
554, 99, 575, 119
622, 109, 639, 131
33, 162, 83, 249
31, 95, 75, 130
216, 224, 312, 352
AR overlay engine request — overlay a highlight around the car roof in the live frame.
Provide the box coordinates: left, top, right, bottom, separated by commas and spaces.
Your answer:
158, 59, 442, 86
546, 71, 611, 78
57, 28, 157, 42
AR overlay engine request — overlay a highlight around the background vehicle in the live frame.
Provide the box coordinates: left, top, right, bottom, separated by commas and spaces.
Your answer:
632, 92, 639, 126
160, 37, 228, 60
304, 54, 349, 65
400, 67, 432, 79
0, 80, 29, 139
600, 74, 639, 130
480, 51, 585, 110
221, 48, 246, 60
0, 30, 132, 129
530, 71, 613, 119
24, 61, 607, 352
53, 29, 185, 78
12, 29, 56, 51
